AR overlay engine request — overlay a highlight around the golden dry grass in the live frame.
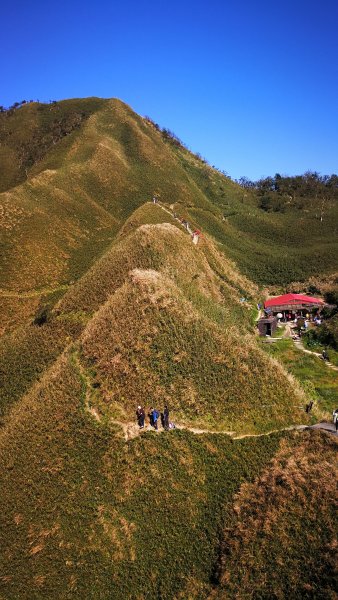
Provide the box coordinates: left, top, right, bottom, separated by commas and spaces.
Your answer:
211, 430, 338, 599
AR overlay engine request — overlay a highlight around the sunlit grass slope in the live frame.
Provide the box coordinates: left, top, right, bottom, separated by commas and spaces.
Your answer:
0, 217, 258, 420
78, 266, 306, 434
0, 97, 336, 599
260, 337, 338, 420
0, 340, 296, 599
169, 142, 338, 285
211, 431, 337, 600
2, 96, 337, 339
0, 98, 216, 298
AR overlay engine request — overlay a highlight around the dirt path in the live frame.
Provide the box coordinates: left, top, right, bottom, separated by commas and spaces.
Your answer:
0, 284, 69, 299
92, 417, 337, 442
73, 335, 336, 443
157, 202, 195, 236
291, 332, 338, 372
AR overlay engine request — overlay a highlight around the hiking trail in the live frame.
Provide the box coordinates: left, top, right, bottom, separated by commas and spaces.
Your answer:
283, 323, 338, 371
0, 284, 69, 299
156, 201, 195, 236
72, 351, 336, 442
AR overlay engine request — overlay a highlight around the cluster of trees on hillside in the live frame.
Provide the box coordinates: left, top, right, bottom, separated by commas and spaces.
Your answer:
0, 99, 57, 115
237, 171, 338, 216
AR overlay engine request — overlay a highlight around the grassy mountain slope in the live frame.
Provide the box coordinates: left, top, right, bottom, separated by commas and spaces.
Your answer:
0, 98, 107, 192
0, 98, 336, 599
170, 143, 338, 286
1, 97, 337, 336
0, 99, 214, 295
211, 431, 337, 600
0, 346, 287, 599
1, 217, 308, 434
0, 213, 258, 420
78, 264, 306, 433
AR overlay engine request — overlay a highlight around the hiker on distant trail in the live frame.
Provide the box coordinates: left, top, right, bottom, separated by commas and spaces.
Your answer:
322, 348, 329, 361
153, 196, 157, 204
151, 407, 160, 430
333, 409, 338, 431
305, 401, 313, 413
136, 406, 145, 429
163, 405, 170, 430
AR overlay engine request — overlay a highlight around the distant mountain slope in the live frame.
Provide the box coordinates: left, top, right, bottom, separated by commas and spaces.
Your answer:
1, 98, 337, 311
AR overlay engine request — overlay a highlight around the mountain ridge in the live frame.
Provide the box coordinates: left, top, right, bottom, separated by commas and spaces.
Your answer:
0, 97, 337, 599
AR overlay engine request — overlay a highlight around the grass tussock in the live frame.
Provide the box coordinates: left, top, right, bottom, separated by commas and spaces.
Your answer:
211, 430, 338, 599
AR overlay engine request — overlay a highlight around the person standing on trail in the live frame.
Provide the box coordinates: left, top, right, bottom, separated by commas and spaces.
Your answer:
333, 409, 338, 431
163, 405, 170, 430
305, 401, 313, 413
151, 408, 160, 430
322, 348, 329, 361
136, 406, 145, 429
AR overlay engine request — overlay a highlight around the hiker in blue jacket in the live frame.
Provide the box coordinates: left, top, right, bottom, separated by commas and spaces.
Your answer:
151, 407, 160, 430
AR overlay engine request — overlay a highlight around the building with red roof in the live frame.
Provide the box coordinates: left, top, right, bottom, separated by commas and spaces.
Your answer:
264, 293, 324, 316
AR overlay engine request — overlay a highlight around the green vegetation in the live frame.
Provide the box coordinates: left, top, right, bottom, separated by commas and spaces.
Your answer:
0, 98, 107, 192
0, 346, 288, 599
259, 338, 338, 417
0, 97, 336, 599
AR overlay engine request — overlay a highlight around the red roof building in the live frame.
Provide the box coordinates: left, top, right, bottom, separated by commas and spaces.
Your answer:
264, 293, 324, 312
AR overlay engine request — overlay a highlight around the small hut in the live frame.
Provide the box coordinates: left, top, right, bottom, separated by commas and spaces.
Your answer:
257, 316, 277, 337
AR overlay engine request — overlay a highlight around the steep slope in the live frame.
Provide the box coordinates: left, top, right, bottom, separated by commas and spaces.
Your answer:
171, 143, 338, 286
0, 214, 258, 419
2, 97, 337, 340
0, 345, 287, 599
0, 98, 213, 297
77, 266, 305, 433
0, 97, 336, 600
0, 98, 107, 192
211, 431, 337, 600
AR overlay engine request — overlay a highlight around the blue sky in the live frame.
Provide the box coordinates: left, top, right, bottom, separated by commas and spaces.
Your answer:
2, 0, 338, 179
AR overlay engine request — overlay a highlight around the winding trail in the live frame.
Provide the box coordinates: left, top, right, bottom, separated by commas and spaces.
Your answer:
283, 323, 338, 372
71, 351, 336, 443
0, 284, 69, 299
156, 201, 195, 236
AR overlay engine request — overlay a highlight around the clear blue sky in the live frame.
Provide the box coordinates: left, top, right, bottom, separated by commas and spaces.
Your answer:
2, 0, 338, 179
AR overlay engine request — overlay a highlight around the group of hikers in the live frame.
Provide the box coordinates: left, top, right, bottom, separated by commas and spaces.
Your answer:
136, 405, 173, 431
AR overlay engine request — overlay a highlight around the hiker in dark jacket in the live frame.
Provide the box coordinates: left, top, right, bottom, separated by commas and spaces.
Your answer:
163, 405, 170, 430
136, 406, 145, 428
322, 348, 329, 361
